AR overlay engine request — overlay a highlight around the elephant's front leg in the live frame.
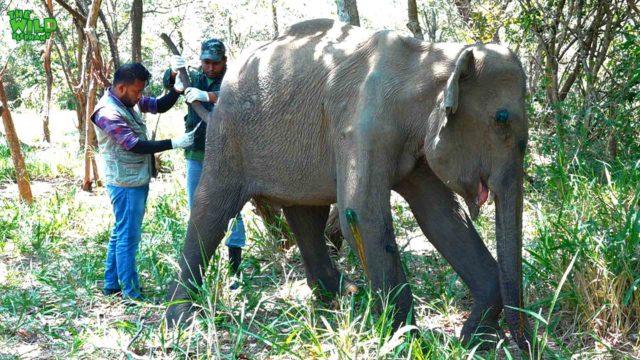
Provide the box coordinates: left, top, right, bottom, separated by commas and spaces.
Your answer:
395, 163, 503, 347
335, 136, 413, 329
165, 180, 248, 327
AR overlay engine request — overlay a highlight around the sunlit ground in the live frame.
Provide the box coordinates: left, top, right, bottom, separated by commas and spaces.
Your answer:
0, 109, 638, 359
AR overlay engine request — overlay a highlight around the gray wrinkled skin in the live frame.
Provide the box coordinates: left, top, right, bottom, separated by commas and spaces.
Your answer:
166, 19, 533, 351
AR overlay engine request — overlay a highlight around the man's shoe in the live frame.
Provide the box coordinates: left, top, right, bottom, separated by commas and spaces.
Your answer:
122, 293, 160, 306
228, 246, 243, 290
102, 288, 121, 296
122, 296, 143, 307
229, 276, 240, 290
229, 246, 242, 275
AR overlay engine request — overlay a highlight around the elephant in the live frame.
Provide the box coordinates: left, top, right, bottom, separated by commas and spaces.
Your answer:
166, 18, 533, 351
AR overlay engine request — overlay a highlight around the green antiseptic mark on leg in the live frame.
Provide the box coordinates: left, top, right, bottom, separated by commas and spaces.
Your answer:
345, 208, 368, 277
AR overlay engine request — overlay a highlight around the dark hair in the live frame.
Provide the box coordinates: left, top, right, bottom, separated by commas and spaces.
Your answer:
113, 63, 151, 86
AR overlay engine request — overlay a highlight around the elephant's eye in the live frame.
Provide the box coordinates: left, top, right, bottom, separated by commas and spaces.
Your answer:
495, 109, 509, 125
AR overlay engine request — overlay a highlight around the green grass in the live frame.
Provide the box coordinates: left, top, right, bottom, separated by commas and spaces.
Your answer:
1, 112, 638, 359
523, 129, 640, 356
0, 141, 54, 182
0, 138, 80, 189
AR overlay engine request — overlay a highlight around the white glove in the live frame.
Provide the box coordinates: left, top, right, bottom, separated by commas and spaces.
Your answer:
174, 74, 185, 92
170, 54, 186, 72
185, 87, 210, 103
171, 127, 197, 149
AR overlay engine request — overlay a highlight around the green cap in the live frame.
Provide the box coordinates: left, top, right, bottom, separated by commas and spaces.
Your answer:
200, 39, 226, 62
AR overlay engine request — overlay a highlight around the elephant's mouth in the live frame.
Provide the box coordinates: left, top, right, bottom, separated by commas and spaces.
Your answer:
476, 180, 489, 208
464, 178, 489, 220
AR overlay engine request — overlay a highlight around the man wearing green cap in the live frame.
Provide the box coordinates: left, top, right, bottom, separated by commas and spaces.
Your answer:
164, 39, 246, 288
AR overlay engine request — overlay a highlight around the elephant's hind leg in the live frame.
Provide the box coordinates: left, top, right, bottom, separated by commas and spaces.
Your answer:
282, 205, 357, 296
395, 164, 503, 347
166, 180, 249, 327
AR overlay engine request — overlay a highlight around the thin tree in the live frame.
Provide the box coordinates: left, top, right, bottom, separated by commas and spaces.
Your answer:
48, 0, 108, 190
51, 0, 90, 149
0, 58, 33, 204
99, 4, 122, 69
272, 0, 279, 39
40, 0, 54, 143
407, 0, 424, 40
131, 0, 142, 63
81, 0, 108, 191
335, 0, 360, 26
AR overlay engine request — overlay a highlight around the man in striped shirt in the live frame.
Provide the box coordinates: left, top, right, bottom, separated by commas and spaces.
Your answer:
92, 63, 194, 302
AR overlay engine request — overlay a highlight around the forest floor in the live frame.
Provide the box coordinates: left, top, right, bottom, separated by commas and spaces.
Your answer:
0, 108, 637, 359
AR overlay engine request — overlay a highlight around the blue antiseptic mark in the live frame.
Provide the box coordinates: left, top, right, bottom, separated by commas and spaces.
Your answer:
518, 139, 527, 154
496, 109, 509, 124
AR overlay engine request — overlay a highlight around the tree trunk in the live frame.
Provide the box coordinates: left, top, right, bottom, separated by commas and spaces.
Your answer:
42, 0, 54, 143
271, 0, 279, 39
82, 76, 99, 191
407, 0, 424, 40
74, 18, 88, 149
336, 0, 360, 26
131, 0, 142, 63
76, 94, 86, 148
43, 35, 53, 143
0, 78, 33, 204
81, 0, 104, 191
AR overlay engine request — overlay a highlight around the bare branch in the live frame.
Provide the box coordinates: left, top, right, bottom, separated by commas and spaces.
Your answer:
0, 49, 15, 78
115, 17, 131, 38
0, 0, 14, 14
98, 10, 120, 68
628, 0, 640, 20
54, 0, 87, 23
53, 41, 75, 92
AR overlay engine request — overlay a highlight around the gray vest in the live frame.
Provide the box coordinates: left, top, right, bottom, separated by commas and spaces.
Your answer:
93, 90, 152, 187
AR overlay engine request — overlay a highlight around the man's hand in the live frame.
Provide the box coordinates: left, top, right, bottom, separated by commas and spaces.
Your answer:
170, 55, 186, 73
185, 87, 210, 103
174, 74, 185, 93
170, 126, 197, 149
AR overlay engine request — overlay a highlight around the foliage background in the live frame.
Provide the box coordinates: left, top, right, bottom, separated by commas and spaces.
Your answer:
0, 0, 638, 358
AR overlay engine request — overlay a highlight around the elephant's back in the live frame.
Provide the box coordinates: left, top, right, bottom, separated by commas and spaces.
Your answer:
221, 18, 372, 109
209, 20, 374, 201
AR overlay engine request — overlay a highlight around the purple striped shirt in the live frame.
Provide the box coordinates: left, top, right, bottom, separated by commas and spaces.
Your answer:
92, 88, 158, 151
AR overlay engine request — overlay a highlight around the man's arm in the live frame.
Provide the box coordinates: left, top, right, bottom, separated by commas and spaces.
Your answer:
138, 88, 180, 114
162, 68, 175, 90
130, 139, 173, 154
156, 89, 180, 112
93, 109, 141, 151
93, 109, 194, 154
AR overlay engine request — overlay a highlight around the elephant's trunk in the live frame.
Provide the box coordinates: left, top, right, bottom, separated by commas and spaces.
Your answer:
494, 164, 533, 350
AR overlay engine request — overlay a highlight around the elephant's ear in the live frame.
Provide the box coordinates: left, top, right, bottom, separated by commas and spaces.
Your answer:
443, 47, 475, 115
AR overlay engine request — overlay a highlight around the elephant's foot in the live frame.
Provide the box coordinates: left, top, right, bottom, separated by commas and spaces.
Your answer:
340, 277, 359, 295
460, 315, 504, 350
310, 273, 359, 301
165, 302, 196, 329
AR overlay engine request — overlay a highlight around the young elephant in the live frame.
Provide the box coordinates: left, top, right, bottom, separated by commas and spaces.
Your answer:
166, 19, 533, 350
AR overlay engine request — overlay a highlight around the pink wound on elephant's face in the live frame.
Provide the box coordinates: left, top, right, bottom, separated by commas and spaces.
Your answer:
477, 181, 489, 207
